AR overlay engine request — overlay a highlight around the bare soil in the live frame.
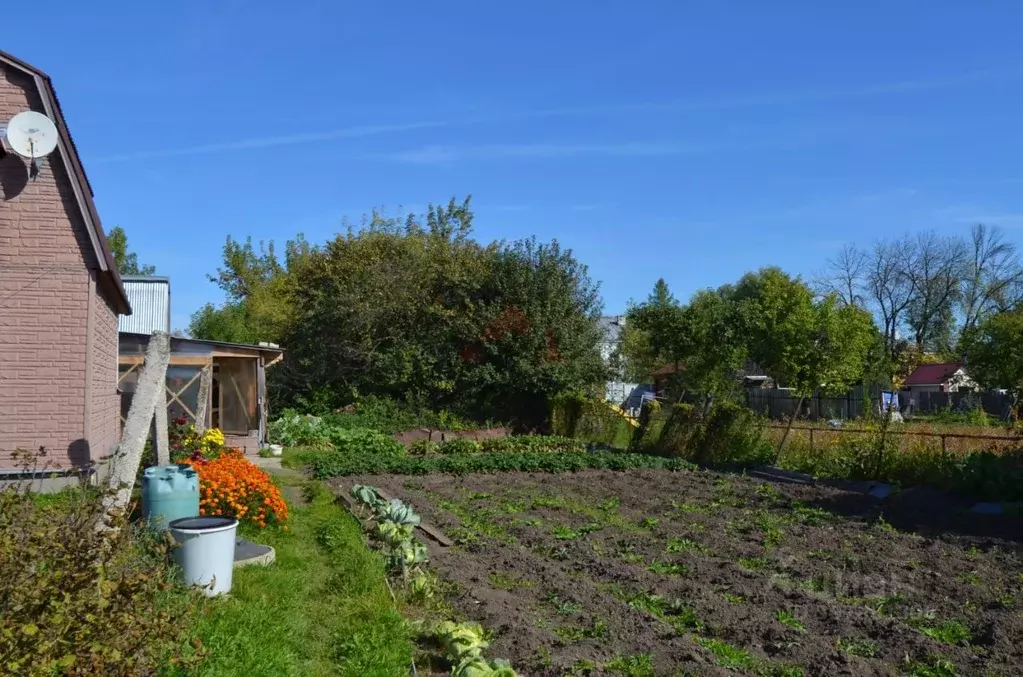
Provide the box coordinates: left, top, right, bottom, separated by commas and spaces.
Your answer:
330, 468, 1023, 677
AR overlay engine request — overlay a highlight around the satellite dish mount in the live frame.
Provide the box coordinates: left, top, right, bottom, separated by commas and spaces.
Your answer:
4, 111, 59, 180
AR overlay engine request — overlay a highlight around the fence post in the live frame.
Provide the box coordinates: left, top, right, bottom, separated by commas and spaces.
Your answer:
809, 427, 814, 455
941, 435, 947, 455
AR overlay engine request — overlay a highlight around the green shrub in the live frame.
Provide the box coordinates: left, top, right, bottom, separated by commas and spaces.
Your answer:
438, 438, 482, 455
268, 411, 333, 447
636, 401, 771, 466
551, 393, 634, 448
310, 450, 696, 478
0, 452, 202, 675
408, 439, 440, 455
653, 402, 701, 457
480, 436, 586, 454
926, 406, 993, 428
630, 399, 665, 452
691, 402, 774, 466
778, 423, 894, 480
323, 397, 486, 434
329, 427, 406, 458
270, 398, 499, 446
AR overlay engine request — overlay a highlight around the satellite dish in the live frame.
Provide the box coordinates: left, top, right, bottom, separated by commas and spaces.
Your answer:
5, 111, 59, 159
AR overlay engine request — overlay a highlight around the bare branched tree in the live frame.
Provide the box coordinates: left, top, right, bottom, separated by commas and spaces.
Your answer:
903, 231, 967, 353
960, 223, 1023, 334
817, 225, 1023, 358
864, 237, 914, 359
814, 243, 867, 307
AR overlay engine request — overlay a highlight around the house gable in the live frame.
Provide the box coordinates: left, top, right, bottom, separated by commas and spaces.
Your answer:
0, 52, 126, 467
0, 50, 129, 314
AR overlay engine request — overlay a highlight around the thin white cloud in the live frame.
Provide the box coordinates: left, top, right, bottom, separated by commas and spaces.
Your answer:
502, 68, 1022, 119
360, 119, 885, 165
92, 121, 447, 163
364, 138, 767, 164
89, 67, 1016, 163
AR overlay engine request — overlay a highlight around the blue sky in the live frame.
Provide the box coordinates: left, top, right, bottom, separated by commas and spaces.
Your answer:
6, 2, 1023, 331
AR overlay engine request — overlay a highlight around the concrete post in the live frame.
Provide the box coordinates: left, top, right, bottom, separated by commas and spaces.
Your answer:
194, 364, 212, 434
103, 331, 170, 520
154, 380, 170, 466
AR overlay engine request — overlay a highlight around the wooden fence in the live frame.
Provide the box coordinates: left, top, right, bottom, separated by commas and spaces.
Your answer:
747, 387, 1014, 421
746, 385, 881, 420
766, 424, 1023, 456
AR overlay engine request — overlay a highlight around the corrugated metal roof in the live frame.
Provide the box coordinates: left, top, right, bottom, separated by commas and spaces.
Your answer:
119, 332, 283, 358
118, 278, 170, 334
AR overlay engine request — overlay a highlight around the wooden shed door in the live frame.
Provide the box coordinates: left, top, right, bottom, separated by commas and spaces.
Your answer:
217, 358, 257, 434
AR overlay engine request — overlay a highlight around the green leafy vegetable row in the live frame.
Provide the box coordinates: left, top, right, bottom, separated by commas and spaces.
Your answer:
350, 485, 429, 577
430, 621, 517, 677
314, 451, 695, 478
409, 435, 586, 456
349, 485, 518, 676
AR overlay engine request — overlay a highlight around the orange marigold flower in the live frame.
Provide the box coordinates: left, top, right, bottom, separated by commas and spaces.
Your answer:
184, 449, 288, 529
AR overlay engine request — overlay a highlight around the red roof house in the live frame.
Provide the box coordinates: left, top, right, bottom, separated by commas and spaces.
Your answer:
903, 363, 976, 393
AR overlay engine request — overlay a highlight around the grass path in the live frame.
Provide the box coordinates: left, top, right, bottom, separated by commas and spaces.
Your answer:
167, 476, 413, 677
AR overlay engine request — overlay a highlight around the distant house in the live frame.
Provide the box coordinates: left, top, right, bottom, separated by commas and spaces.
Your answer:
597, 315, 639, 405
903, 363, 978, 394
0, 50, 131, 479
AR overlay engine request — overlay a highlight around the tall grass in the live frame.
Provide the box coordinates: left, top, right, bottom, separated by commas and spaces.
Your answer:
775, 421, 1023, 502
766, 420, 1023, 457
165, 479, 412, 677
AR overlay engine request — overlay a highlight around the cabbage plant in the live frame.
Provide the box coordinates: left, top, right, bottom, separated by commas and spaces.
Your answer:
375, 498, 422, 526
376, 520, 415, 547
453, 657, 518, 677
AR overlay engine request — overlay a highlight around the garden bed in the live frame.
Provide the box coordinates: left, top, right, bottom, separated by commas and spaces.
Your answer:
330, 468, 1023, 676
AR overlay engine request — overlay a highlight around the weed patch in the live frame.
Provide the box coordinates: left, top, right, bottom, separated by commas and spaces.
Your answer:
836, 637, 877, 658
694, 637, 758, 670
604, 653, 655, 677
905, 612, 972, 645
665, 537, 707, 554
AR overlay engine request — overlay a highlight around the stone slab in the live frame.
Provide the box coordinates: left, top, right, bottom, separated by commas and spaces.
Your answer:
234, 537, 275, 568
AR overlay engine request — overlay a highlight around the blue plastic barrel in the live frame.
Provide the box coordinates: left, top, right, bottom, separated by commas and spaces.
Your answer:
141, 464, 200, 531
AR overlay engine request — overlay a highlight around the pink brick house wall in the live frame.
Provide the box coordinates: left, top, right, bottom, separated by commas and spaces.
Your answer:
0, 53, 130, 471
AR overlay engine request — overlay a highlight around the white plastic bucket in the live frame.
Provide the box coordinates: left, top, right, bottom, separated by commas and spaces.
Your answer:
169, 516, 239, 596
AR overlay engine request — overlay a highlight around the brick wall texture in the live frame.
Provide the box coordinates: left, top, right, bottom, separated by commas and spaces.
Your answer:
0, 64, 122, 469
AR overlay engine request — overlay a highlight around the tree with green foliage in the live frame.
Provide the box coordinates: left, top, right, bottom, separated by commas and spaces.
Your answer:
626, 279, 689, 392
626, 280, 750, 404
961, 309, 1023, 418
677, 288, 750, 408
189, 236, 301, 344
611, 319, 660, 383
190, 197, 606, 428
732, 267, 877, 453
106, 226, 155, 275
